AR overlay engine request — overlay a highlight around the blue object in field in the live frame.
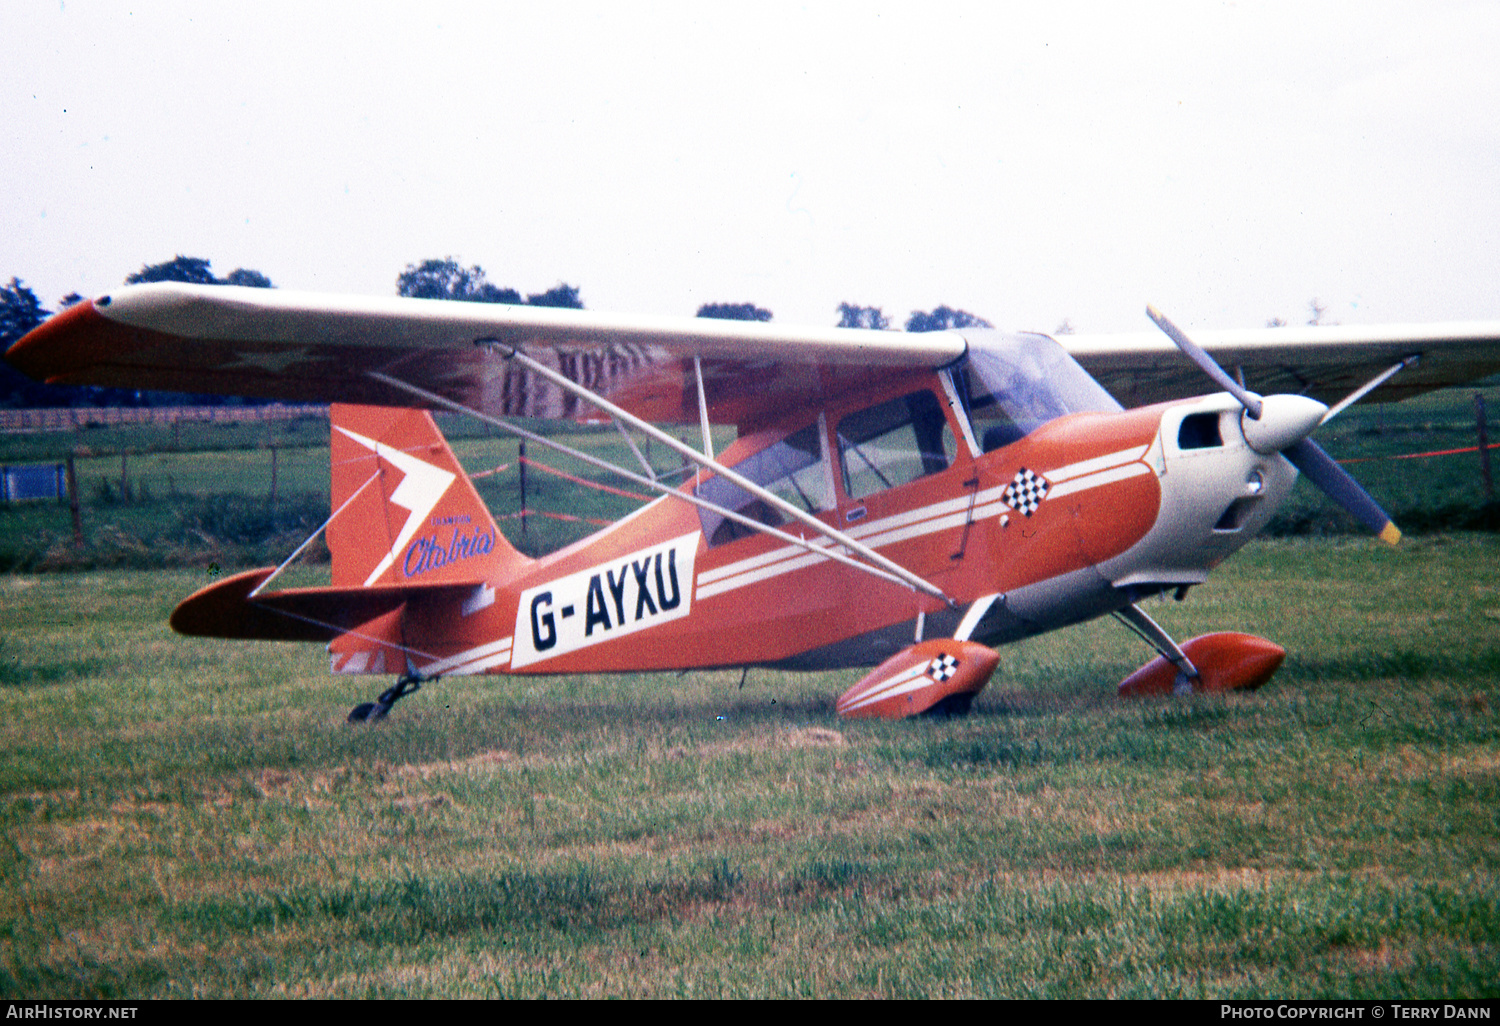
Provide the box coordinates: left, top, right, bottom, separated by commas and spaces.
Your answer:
2, 464, 66, 502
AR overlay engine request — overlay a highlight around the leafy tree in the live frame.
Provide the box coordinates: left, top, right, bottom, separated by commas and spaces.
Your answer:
397, 258, 581, 308
397, 258, 520, 303
222, 268, 274, 288
474, 282, 523, 304
126, 256, 274, 288
836, 303, 888, 330
904, 305, 992, 333
696, 302, 772, 321
527, 283, 584, 309
1, 278, 50, 350
127, 256, 219, 285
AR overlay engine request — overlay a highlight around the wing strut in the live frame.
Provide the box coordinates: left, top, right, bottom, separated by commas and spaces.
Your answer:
469, 345, 953, 604
249, 469, 382, 598
1321, 355, 1420, 424
693, 356, 715, 463
612, 417, 658, 482
365, 370, 952, 603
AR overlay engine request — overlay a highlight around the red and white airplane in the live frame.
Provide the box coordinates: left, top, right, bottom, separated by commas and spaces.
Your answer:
10, 284, 1500, 720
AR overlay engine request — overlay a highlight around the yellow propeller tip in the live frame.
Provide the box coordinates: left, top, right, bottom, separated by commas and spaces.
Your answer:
1379, 523, 1402, 546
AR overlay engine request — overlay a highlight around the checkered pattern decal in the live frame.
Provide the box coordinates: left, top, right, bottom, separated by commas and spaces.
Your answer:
927, 654, 959, 682
1004, 467, 1050, 516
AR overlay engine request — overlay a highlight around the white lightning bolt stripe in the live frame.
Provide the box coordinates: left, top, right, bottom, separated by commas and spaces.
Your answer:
330, 650, 390, 675
335, 426, 457, 586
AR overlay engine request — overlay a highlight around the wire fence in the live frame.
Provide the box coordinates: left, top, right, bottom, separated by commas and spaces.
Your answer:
0, 404, 327, 433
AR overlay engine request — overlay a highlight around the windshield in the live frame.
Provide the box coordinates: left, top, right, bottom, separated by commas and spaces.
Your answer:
951, 331, 1122, 451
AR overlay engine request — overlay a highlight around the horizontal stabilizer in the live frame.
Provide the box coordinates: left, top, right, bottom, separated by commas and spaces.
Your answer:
170, 567, 481, 642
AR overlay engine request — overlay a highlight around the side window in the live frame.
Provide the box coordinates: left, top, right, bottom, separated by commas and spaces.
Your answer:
837, 391, 956, 501
696, 422, 833, 546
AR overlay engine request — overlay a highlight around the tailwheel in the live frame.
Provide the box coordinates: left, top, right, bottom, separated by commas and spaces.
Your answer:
347, 674, 426, 724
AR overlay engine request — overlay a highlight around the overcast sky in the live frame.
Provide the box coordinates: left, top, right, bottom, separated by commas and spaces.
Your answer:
4, 1, 1497, 333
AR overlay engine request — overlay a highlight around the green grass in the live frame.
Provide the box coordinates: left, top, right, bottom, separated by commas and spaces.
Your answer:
0, 391, 1497, 996
0, 537, 1496, 997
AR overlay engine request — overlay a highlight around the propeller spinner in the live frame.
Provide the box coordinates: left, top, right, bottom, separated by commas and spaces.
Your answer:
1147, 306, 1401, 545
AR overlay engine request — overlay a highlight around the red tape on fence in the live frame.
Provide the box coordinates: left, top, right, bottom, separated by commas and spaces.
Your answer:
496, 510, 613, 527
470, 455, 652, 502
1339, 441, 1500, 465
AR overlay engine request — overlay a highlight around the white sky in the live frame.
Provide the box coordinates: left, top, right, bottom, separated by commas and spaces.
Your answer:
4, 1, 1498, 333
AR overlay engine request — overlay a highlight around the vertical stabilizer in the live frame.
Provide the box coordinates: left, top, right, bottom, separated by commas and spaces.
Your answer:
327, 404, 530, 588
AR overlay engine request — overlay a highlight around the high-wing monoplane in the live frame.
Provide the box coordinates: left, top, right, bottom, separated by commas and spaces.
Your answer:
10, 284, 1500, 719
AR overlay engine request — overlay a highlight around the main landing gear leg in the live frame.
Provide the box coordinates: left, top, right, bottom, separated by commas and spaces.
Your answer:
348, 673, 428, 723
1112, 603, 1201, 694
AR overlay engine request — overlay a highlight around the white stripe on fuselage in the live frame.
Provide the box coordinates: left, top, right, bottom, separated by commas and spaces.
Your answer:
417, 636, 514, 676
394, 445, 1157, 674
694, 444, 1151, 601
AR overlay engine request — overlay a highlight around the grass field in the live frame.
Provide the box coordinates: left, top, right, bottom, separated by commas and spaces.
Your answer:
0, 537, 1496, 998
1, 391, 1498, 997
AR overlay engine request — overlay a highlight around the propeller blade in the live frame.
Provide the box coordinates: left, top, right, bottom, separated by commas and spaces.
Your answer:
1283, 437, 1401, 545
1144, 306, 1398, 544
1147, 305, 1264, 419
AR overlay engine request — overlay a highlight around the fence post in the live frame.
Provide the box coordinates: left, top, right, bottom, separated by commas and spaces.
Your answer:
66, 452, 83, 545
518, 439, 528, 536
1477, 393, 1494, 505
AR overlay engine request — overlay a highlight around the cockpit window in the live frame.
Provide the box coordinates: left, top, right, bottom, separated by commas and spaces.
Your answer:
696, 422, 833, 547
951, 331, 1123, 451
837, 391, 956, 500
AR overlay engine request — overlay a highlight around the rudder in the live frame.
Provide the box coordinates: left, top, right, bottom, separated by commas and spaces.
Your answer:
327, 404, 529, 588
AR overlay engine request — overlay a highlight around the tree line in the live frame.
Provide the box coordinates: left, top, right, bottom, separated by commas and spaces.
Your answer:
0, 254, 995, 408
